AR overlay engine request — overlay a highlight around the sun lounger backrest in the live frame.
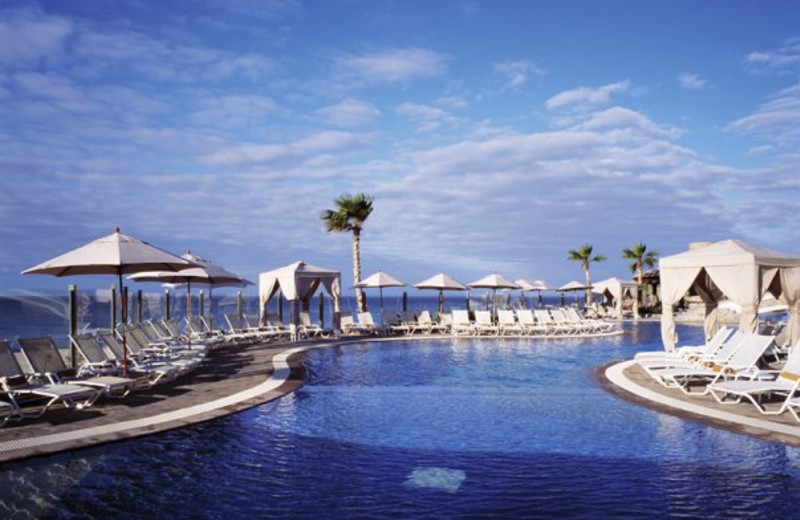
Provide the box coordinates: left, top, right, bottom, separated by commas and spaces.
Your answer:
475, 310, 492, 324
72, 334, 110, 365
778, 340, 800, 382
452, 310, 470, 325
498, 309, 515, 324
18, 337, 68, 375
0, 340, 25, 379
723, 333, 774, 368
516, 309, 534, 325
358, 312, 375, 326
340, 314, 354, 327
700, 326, 733, 356
711, 330, 746, 362
418, 310, 432, 325
98, 330, 124, 360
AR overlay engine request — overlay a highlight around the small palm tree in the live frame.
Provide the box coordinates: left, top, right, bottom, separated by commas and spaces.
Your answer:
567, 243, 606, 305
321, 193, 374, 312
622, 243, 659, 318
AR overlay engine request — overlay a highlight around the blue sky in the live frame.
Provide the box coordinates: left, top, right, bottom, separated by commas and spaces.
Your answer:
2, 0, 800, 294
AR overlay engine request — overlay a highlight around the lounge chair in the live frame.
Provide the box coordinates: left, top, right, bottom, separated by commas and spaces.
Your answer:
647, 333, 775, 395
451, 310, 475, 336
357, 311, 386, 335
708, 338, 800, 415
0, 339, 99, 418
224, 314, 266, 342
638, 329, 745, 374
340, 314, 368, 336
497, 310, 524, 336
516, 309, 546, 336
98, 330, 182, 385
416, 310, 448, 334
381, 311, 408, 335
298, 311, 330, 339
635, 326, 732, 361
533, 309, 559, 335
18, 337, 137, 399
473, 310, 499, 336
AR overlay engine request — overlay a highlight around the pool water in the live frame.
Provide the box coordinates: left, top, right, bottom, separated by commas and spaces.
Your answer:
3, 322, 800, 519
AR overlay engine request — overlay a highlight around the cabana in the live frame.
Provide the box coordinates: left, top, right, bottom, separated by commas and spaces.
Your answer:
660, 240, 800, 351
592, 277, 637, 318
259, 261, 341, 340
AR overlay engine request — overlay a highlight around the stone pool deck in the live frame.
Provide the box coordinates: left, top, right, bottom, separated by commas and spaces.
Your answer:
0, 339, 313, 464
601, 359, 800, 447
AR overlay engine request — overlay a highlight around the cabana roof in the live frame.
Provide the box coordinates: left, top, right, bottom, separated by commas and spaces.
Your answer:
660, 239, 800, 269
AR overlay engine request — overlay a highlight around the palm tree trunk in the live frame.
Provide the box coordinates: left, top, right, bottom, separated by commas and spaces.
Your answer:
633, 265, 642, 319
584, 264, 591, 306
352, 229, 365, 312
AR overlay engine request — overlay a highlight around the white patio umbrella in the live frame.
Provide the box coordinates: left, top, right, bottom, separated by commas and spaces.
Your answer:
530, 279, 555, 308
558, 280, 591, 306
514, 279, 536, 308
129, 251, 251, 322
354, 270, 405, 309
22, 227, 195, 371
414, 272, 467, 313
467, 273, 519, 317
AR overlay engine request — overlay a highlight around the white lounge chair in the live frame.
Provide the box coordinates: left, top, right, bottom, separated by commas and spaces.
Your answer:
648, 333, 775, 395
639, 329, 745, 375
451, 310, 475, 336
635, 326, 732, 361
708, 338, 800, 415
473, 310, 499, 336
497, 310, 524, 336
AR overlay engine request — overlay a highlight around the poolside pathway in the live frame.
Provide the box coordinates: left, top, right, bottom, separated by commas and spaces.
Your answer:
0, 340, 310, 464
602, 359, 800, 447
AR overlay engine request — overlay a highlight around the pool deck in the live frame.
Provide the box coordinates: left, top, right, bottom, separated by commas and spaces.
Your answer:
600, 359, 800, 447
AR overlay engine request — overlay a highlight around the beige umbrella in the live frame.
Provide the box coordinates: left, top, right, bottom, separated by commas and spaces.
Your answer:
530, 279, 555, 308
22, 227, 194, 371
467, 273, 519, 317
129, 251, 252, 322
354, 270, 405, 309
558, 280, 591, 306
414, 272, 467, 313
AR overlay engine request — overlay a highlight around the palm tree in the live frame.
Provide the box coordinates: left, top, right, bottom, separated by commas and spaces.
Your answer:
567, 243, 606, 305
622, 242, 659, 318
321, 193, 374, 312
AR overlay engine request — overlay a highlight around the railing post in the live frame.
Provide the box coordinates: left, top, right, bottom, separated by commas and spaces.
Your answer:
68, 284, 78, 367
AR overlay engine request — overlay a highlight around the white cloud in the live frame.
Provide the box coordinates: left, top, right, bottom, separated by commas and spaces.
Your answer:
546, 80, 630, 110
727, 86, 800, 149
395, 102, 460, 132
745, 37, 800, 73
337, 48, 447, 84
494, 60, 546, 90
316, 98, 381, 127
0, 7, 72, 64
678, 73, 708, 90
201, 131, 371, 166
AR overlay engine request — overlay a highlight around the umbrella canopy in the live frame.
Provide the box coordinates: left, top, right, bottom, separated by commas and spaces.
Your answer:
22, 227, 194, 371
353, 270, 405, 308
22, 228, 194, 277
514, 279, 537, 291
414, 273, 468, 291
354, 271, 405, 289
559, 280, 591, 291
129, 251, 251, 318
467, 273, 519, 290
414, 273, 467, 313
530, 280, 555, 291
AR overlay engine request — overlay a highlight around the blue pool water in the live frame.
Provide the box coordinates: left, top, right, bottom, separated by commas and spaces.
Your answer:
3, 322, 800, 519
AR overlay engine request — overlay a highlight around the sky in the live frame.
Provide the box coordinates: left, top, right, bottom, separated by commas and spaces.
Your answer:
1, 0, 800, 294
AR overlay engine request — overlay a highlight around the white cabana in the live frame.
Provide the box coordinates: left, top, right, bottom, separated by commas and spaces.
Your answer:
592, 277, 637, 318
259, 261, 341, 339
660, 239, 800, 351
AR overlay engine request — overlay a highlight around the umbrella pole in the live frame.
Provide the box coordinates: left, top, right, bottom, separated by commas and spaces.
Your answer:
187, 280, 192, 350
439, 290, 444, 314
118, 272, 128, 376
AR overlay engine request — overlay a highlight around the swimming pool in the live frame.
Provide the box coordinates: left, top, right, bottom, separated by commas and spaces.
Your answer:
3, 322, 800, 519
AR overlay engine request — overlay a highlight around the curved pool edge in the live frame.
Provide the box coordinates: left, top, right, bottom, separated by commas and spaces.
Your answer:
600, 359, 800, 447
0, 345, 314, 464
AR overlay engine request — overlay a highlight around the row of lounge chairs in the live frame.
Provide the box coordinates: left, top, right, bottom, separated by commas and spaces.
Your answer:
0, 317, 219, 427
340, 307, 616, 337
635, 326, 800, 422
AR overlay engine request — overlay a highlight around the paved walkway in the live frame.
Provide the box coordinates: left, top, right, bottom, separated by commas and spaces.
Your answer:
0, 339, 312, 463
601, 359, 800, 447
